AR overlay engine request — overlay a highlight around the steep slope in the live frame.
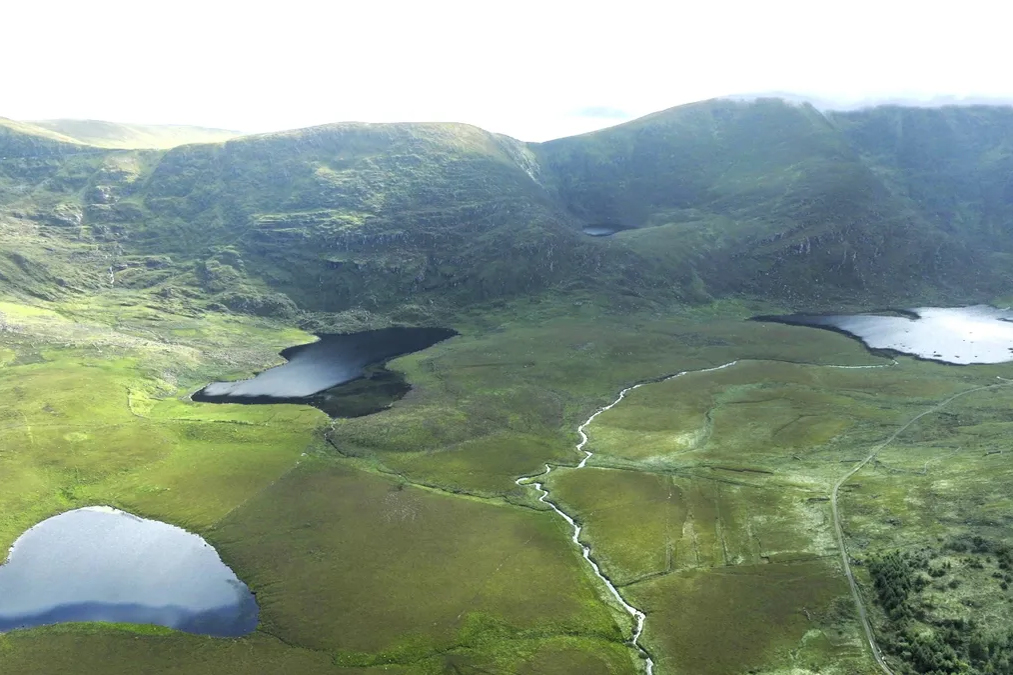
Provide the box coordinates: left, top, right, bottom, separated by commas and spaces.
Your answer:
29, 119, 241, 149
829, 105, 1013, 248
121, 122, 670, 313
0, 120, 126, 299
0, 117, 87, 155
535, 98, 986, 304
3, 99, 1013, 316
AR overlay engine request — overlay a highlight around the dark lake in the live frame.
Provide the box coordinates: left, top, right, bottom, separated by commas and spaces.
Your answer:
193, 327, 457, 417
753, 305, 1013, 365
0, 507, 257, 636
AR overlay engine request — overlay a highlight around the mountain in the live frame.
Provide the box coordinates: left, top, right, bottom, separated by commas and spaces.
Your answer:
27, 119, 240, 149
0, 117, 86, 153
828, 105, 1013, 239
725, 91, 1013, 111
1, 98, 1012, 318
535, 98, 994, 304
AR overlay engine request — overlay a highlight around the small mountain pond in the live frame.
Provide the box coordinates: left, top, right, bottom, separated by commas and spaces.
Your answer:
193, 327, 457, 417
753, 305, 1013, 365
0, 328, 458, 635
0, 507, 257, 636
581, 223, 635, 237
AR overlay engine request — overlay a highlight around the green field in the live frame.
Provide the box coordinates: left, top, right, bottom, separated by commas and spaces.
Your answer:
8, 96, 1013, 675
541, 345, 1013, 673
2, 291, 1013, 674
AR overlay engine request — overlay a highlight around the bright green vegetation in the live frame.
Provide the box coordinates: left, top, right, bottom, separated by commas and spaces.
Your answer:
327, 314, 877, 500
0, 299, 323, 548
2, 294, 688, 674
540, 338, 1013, 674
212, 459, 628, 667
5, 98, 1013, 674
7, 99, 1013, 323
27, 120, 241, 149
3, 291, 1013, 674
836, 383, 1013, 674
8, 285, 1013, 674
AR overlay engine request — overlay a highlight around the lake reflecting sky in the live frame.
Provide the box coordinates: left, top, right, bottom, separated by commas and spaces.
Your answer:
756, 306, 1013, 365
198, 328, 455, 399
0, 506, 257, 635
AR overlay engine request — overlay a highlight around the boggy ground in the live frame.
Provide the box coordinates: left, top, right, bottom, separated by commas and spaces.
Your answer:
545, 351, 1013, 673
837, 382, 1013, 674
2, 291, 1012, 674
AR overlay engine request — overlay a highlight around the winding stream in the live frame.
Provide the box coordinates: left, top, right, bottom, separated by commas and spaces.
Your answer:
515, 361, 740, 674
515, 357, 910, 673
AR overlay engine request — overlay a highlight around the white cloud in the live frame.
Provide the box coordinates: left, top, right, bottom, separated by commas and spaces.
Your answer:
3, 0, 1011, 141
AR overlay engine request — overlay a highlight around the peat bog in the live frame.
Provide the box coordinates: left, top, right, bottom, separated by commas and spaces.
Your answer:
193, 327, 457, 417
0, 507, 257, 637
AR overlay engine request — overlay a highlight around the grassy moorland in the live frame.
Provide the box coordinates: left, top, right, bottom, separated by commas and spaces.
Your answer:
3, 291, 1013, 674
542, 340, 1013, 674
1, 292, 698, 674
837, 381, 1013, 674
0, 298, 320, 546
7, 99, 1013, 674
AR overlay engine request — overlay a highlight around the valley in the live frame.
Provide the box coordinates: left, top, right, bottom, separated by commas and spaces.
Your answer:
3, 99, 1013, 674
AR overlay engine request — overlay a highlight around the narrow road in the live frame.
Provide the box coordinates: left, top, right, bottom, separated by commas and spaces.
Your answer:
831, 379, 1012, 675
514, 357, 906, 674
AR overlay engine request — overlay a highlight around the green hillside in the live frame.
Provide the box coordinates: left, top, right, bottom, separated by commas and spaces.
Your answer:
0, 118, 675, 318
6, 98, 1012, 319
28, 119, 241, 149
535, 99, 990, 305
5, 98, 1013, 675
829, 105, 1013, 247
0, 117, 88, 154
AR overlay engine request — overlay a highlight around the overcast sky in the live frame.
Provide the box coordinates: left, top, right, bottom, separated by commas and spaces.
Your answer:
3, 0, 1011, 141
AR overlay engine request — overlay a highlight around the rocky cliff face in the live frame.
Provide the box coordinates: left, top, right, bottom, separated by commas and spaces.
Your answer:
1, 99, 1012, 316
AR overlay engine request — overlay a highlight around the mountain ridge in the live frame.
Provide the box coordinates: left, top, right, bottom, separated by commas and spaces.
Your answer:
1, 97, 1011, 319
23, 119, 240, 149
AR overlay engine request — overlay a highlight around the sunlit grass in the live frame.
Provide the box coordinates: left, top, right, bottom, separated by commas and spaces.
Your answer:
5, 290, 1013, 674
